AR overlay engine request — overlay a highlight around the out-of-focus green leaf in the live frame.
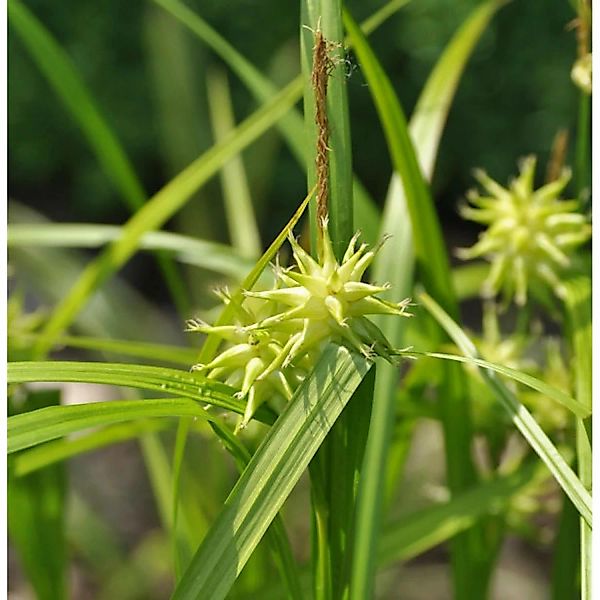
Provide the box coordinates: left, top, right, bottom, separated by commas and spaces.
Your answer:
563, 276, 592, 600
207, 66, 261, 258
8, 389, 68, 600
151, 0, 407, 246
354, 3, 503, 595
8, 223, 257, 281
8, 399, 215, 453
397, 350, 588, 419
33, 76, 303, 358
419, 291, 592, 527
8, 332, 197, 366
12, 420, 173, 476
7, 0, 144, 211
7, 0, 189, 314
378, 459, 540, 565
344, 10, 485, 598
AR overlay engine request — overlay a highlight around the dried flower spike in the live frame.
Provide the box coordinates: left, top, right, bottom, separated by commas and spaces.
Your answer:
457, 156, 591, 305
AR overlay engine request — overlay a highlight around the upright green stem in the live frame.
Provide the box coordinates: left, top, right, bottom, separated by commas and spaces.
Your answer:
302, 2, 364, 599
563, 277, 591, 600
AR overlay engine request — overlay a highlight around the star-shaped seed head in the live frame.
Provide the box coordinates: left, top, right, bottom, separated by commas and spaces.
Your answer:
457, 156, 591, 305
187, 220, 411, 430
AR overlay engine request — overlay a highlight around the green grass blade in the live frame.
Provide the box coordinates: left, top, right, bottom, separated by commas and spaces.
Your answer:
8, 398, 215, 453
301, 0, 354, 257
563, 277, 592, 600
151, 0, 407, 246
419, 292, 592, 527
360, 0, 410, 34
351, 188, 413, 599
136, 429, 206, 571
8, 389, 68, 600
7, 0, 145, 212
8, 0, 190, 315
172, 345, 371, 599
7, 361, 276, 426
397, 350, 588, 419
210, 422, 304, 600
12, 420, 173, 477
8, 224, 257, 280
408, 0, 505, 178
172, 418, 193, 579
563, 277, 592, 414
8, 333, 197, 367
301, 2, 365, 598
344, 10, 485, 596
8, 204, 182, 345
378, 459, 540, 566
551, 495, 580, 600
344, 9, 456, 316
33, 78, 302, 358
353, 4, 502, 594
207, 66, 261, 258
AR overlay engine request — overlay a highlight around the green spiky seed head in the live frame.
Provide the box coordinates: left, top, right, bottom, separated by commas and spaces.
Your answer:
188, 220, 411, 430
457, 156, 591, 305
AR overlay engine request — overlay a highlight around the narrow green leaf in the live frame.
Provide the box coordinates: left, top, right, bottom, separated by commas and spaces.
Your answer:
551, 494, 580, 600
408, 0, 505, 178
378, 460, 540, 566
359, 0, 410, 34
8, 398, 215, 453
8, 389, 68, 600
344, 10, 485, 597
12, 420, 173, 477
7, 361, 276, 426
7, 0, 145, 211
344, 9, 457, 317
354, 4, 503, 595
151, 0, 407, 246
8, 224, 257, 281
172, 418, 193, 579
173, 345, 371, 599
210, 422, 304, 600
138, 427, 207, 572
8, 0, 189, 315
563, 277, 592, 600
419, 292, 592, 527
8, 332, 197, 367
563, 277, 592, 413
301, 0, 353, 258
207, 66, 261, 258
33, 78, 302, 358
8, 204, 182, 345
397, 350, 588, 419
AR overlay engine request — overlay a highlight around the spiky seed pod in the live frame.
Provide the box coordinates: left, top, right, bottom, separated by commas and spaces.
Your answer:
187, 221, 411, 430
245, 220, 411, 367
186, 289, 301, 430
457, 156, 591, 305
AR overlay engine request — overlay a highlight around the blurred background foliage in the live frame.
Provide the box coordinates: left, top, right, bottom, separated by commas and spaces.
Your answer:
9, 0, 579, 265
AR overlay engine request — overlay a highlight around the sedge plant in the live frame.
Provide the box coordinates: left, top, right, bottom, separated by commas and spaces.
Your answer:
7, 1, 591, 599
